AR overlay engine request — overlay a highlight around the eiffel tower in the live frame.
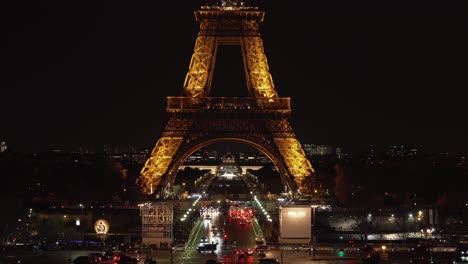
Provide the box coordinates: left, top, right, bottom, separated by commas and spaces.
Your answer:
137, 0, 325, 200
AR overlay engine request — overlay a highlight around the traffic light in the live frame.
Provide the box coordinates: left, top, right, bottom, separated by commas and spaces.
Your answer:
224, 234, 227, 239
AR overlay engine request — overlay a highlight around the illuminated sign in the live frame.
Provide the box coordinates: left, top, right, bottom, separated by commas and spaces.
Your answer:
280, 207, 311, 239
287, 211, 306, 217
94, 219, 110, 234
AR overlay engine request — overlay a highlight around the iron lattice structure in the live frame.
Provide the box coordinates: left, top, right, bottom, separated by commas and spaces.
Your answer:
136, 4, 325, 199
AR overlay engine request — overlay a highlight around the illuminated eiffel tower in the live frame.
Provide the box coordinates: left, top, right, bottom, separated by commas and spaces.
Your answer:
137, 0, 325, 200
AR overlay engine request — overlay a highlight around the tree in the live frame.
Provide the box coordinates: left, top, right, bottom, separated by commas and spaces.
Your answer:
172, 185, 185, 196
0, 194, 25, 243
393, 212, 418, 241
36, 215, 81, 243
347, 209, 376, 242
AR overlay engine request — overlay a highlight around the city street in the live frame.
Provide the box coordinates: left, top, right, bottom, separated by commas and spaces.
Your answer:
2, 247, 459, 264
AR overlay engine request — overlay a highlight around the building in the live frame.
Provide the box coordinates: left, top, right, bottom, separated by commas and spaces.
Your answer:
303, 144, 333, 156
140, 201, 174, 248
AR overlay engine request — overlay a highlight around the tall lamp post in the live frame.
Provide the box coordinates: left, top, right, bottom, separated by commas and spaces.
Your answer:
311, 205, 318, 256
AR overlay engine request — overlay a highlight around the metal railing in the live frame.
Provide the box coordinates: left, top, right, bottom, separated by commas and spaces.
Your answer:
167, 96, 290, 112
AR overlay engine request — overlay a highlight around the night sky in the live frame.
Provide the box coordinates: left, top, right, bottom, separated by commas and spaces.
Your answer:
3, 2, 467, 154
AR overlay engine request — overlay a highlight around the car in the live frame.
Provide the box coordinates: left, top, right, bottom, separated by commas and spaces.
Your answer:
245, 248, 254, 255
88, 251, 120, 264
172, 244, 185, 251
200, 236, 208, 243
73, 256, 89, 264
255, 245, 270, 251
236, 250, 246, 260
198, 243, 217, 253
409, 257, 435, 264
259, 258, 281, 264
258, 250, 266, 258
255, 236, 265, 245
359, 246, 380, 264
410, 244, 431, 259
410, 244, 430, 253
89, 253, 104, 263
294, 244, 310, 251
114, 253, 138, 263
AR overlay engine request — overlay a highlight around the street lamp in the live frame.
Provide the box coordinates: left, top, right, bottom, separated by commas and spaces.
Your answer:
311, 205, 318, 256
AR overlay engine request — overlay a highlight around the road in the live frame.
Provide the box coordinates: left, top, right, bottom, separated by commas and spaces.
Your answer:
2, 244, 459, 264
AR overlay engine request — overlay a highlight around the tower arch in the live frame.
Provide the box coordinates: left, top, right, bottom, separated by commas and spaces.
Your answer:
161, 137, 294, 195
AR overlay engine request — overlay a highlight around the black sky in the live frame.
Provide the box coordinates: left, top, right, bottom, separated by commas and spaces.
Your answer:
3, 2, 467, 154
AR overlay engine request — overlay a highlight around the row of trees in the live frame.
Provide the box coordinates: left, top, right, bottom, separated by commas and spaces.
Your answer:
0, 152, 146, 245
